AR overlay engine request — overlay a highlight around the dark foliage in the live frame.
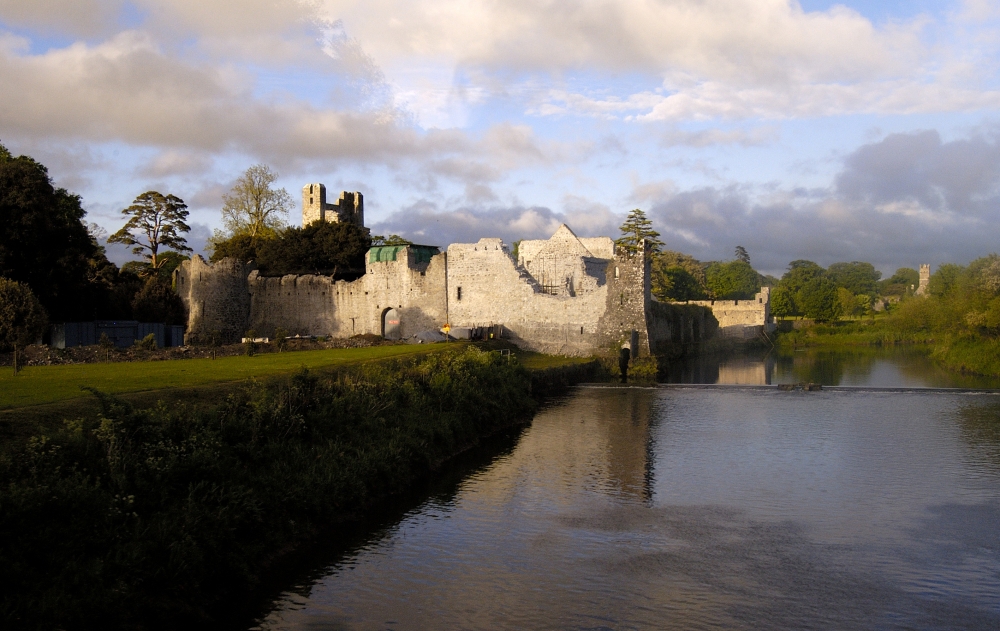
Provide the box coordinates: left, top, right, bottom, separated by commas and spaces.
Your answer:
257, 221, 371, 277
131, 278, 187, 325
705, 260, 761, 300
0, 348, 533, 629
0, 144, 111, 321
209, 233, 264, 264
826, 261, 881, 297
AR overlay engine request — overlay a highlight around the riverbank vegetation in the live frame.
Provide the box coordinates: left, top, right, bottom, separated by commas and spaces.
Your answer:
776, 254, 1000, 377
0, 346, 539, 630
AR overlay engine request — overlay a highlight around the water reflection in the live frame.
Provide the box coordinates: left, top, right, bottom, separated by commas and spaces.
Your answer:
664, 346, 1000, 388
254, 387, 1000, 630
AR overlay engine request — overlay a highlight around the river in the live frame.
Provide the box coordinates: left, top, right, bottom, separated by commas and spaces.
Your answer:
249, 347, 1000, 630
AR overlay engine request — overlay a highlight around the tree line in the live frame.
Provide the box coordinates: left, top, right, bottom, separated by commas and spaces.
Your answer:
613, 208, 935, 321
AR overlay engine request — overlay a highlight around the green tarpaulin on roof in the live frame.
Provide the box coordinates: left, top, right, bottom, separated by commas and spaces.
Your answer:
368, 245, 440, 264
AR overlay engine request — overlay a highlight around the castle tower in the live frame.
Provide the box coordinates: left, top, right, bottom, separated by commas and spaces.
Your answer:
916, 264, 930, 296
334, 191, 364, 226
302, 183, 327, 226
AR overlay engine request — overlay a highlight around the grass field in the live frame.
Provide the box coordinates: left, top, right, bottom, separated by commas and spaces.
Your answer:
0, 344, 454, 410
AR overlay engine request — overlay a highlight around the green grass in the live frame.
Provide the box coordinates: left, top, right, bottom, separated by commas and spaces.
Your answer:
0, 344, 454, 410
515, 351, 595, 370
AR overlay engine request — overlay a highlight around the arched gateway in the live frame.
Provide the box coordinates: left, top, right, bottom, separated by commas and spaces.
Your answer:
382, 308, 401, 340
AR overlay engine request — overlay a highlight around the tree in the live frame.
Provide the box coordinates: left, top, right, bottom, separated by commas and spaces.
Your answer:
257, 220, 371, 277
109, 192, 191, 272
210, 233, 268, 263
653, 265, 705, 301
837, 286, 861, 319
798, 276, 841, 321
734, 245, 750, 265
371, 234, 413, 246
615, 209, 663, 254
0, 277, 48, 374
221, 164, 292, 239
654, 250, 706, 286
705, 260, 760, 299
770, 286, 794, 319
827, 261, 881, 297
0, 143, 111, 321
928, 263, 963, 298
131, 278, 187, 325
880, 267, 919, 297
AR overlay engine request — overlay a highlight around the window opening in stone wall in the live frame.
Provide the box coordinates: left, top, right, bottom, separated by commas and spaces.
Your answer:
580, 327, 584, 335
457, 287, 462, 301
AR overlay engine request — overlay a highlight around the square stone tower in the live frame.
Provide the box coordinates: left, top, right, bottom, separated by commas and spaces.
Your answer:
302, 183, 327, 226
916, 264, 930, 295
302, 184, 364, 228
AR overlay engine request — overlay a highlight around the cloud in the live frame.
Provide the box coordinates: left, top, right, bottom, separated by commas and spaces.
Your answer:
371, 201, 574, 247
836, 129, 1000, 213
0, 31, 467, 168
638, 130, 1000, 272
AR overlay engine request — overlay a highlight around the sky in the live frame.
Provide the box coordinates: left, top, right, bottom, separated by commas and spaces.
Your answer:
2, 0, 1000, 276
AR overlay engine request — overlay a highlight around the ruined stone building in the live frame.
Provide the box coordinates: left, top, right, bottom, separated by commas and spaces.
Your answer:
175, 187, 725, 357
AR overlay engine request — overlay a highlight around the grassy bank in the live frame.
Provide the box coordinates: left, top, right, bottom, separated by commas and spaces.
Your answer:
0, 344, 452, 410
0, 346, 546, 630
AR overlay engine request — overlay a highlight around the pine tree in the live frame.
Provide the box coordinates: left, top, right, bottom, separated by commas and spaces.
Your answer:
615, 209, 663, 254
109, 191, 192, 272
735, 245, 750, 265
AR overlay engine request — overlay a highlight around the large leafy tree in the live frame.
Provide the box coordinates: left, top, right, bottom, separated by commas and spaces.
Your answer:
880, 267, 919, 296
257, 221, 371, 277
653, 265, 705, 301
928, 263, 963, 297
705, 260, 761, 300
109, 191, 192, 272
826, 261, 881, 297
221, 164, 292, 239
616, 209, 663, 254
0, 143, 111, 321
797, 276, 841, 321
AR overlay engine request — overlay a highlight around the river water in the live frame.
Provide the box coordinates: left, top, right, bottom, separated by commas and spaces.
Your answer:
251, 348, 1000, 630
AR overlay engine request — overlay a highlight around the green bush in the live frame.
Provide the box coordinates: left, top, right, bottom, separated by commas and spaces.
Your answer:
135, 333, 157, 351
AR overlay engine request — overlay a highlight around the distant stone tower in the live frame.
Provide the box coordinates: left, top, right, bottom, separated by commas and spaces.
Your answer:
302, 183, 327, 226
916, 264, 930, 296
301, 184, 364, 228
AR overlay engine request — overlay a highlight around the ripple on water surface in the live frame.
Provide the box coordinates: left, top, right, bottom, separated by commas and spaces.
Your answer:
253, 386, 1000, 631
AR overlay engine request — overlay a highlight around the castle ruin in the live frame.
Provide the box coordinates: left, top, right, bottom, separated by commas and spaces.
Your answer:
174, 187, 739, 357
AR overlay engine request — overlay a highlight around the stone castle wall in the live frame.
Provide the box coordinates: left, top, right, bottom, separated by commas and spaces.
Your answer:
176, 220, 716, 356
173, 256, 253, 343
447, 238, 612, 355
688, 287, 771, 339
176, 247, 447, 342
